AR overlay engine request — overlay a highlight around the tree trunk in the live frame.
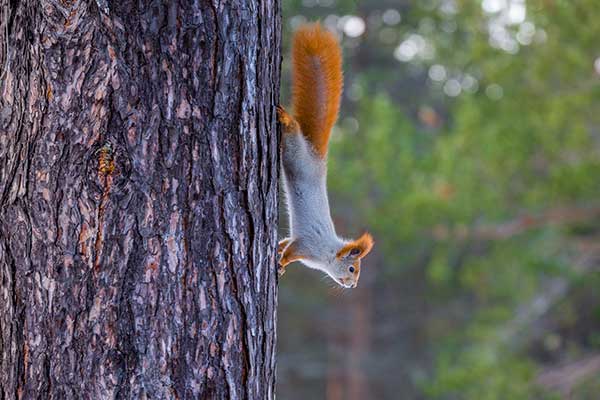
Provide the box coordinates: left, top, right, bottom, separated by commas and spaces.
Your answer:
0, 1, 280, 399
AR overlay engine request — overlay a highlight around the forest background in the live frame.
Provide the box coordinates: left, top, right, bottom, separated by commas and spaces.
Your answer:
277, 1, 600, 399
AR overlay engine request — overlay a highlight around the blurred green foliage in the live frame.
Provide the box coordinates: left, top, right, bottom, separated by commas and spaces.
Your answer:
279, 1, 600, 399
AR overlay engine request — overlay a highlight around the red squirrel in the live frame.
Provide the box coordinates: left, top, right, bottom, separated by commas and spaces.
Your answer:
277, 23, 374, 288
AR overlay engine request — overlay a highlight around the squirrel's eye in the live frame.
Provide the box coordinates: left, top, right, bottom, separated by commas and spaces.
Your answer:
348, 266, 355, 273
350, 248, 361, 257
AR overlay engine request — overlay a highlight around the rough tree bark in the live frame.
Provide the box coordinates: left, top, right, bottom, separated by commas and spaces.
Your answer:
0, 1, 280, 399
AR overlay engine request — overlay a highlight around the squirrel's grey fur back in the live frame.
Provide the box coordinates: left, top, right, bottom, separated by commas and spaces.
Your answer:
281, 132, 345, 272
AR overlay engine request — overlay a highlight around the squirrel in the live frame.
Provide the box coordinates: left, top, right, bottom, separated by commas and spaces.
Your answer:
277, 23, 374, 288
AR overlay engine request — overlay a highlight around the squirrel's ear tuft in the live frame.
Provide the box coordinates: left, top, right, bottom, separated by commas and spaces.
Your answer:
337, 232, 374, 260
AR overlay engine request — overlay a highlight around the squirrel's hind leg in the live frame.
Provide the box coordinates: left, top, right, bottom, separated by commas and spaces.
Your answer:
277, 106, 300, 134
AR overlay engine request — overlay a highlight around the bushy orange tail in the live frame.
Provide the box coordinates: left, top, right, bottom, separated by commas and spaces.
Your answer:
291, 23, 343, 159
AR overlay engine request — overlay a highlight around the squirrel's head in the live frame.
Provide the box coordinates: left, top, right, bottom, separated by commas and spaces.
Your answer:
329, 233, 374, 288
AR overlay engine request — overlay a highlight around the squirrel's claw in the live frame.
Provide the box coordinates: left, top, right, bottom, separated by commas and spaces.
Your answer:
277, 238, 292, 277
277, 263, 287, 277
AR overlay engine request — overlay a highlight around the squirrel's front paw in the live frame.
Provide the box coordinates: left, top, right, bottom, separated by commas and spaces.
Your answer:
277, 262, 287, 277
277, 239, 301, 277
276, 106, 300, 133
